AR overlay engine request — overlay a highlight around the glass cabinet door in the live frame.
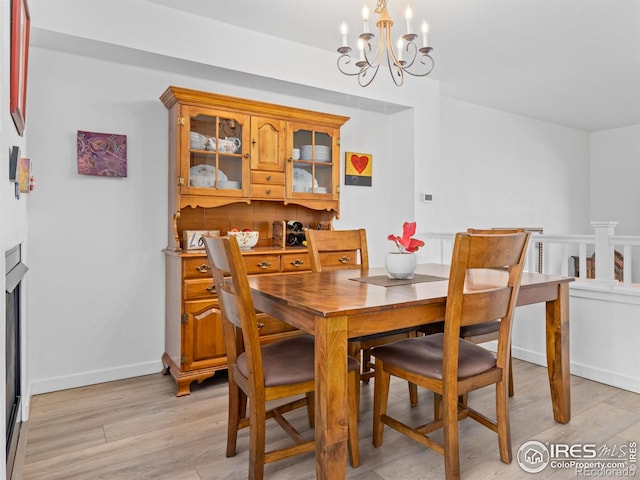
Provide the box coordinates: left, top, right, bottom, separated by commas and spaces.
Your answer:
182, 107, 249, 195
290, 125, 336, 196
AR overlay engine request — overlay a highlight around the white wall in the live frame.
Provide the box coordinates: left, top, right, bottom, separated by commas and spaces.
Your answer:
590, 124, 640, 235
438, 97, 590, 234
589, 125, 640, 278
25, 48, 169, 393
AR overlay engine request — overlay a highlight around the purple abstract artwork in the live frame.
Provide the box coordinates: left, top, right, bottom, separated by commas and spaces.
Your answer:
77, 130, 127, 177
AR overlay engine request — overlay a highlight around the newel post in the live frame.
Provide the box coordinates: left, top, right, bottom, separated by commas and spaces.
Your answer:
591, 221, 618, 285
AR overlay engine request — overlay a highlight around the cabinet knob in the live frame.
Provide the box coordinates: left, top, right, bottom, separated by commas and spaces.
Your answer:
266, 189, 272, 195
257, 322, 265, 329
290, 259, 305, 267
257, 261, 272, 269
195, 264, 211, 273
205, 284, 217, 294
244, 153, 250, 159
266, 175, 272, 181
339, 256, 350, 264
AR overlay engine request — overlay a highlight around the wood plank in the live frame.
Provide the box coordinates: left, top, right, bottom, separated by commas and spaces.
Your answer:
16, 362, 640, 480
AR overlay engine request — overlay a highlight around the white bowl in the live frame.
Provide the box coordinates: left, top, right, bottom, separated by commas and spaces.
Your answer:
227, 231, 259, 249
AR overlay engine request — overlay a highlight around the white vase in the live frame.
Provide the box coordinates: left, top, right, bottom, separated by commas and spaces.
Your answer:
385, 252, 417, 279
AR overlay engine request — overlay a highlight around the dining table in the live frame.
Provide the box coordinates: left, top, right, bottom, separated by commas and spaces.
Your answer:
248, 263, 574, 480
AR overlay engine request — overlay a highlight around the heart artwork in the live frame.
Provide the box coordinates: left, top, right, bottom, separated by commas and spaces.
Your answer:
350, 154, 369, 174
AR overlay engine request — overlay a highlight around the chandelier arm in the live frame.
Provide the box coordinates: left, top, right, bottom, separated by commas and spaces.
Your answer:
400, 41, 419, 70
402, 54, 435, 78
362, 40, 377, 68
337, 54, 366, 76
387, 60, 405, 86
358, 64, 380, 87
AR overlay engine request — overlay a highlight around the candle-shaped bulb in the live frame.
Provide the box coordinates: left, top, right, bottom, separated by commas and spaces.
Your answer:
397, 38, 404, 61
358, 39, 365, 61
421, 20, 429, 47
405, 6, 413, 33
362, 6, 370, 33
340, 21, 348, 46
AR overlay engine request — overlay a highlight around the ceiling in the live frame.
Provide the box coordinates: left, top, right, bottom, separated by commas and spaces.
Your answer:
147, 0, 640, 132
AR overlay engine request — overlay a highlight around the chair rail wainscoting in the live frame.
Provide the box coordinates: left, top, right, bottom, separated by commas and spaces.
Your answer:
16, 361, 640, 480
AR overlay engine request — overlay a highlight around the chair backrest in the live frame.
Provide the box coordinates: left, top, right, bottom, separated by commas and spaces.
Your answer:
466, 228, 526, 234
305, 228, 369, 272
202, 234, 264, 386
444, 231, 530, 375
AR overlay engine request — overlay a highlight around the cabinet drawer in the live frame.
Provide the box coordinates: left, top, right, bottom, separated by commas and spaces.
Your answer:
183, 257, 212, 278
251, 171, 285, 185
318, 251, 359, 269
184, 278, 217, 300
243, 254, 281, 274
256, 313, 299, 336
251, 184, 285, 199
281, 253, 311, 272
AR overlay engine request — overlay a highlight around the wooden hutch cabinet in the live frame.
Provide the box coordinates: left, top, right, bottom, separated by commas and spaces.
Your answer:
160, 86, 349, 396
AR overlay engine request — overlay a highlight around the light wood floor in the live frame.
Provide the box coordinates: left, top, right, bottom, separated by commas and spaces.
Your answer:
15, 359, 640, 479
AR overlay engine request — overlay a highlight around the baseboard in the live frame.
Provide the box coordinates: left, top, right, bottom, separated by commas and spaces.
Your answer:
28, 360, 163, 399
569, 361, 640, 394
511, 344, 547, 367
506, 343, 640, 394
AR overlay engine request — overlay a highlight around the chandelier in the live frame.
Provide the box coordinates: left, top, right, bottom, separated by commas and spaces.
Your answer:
337, 0, 434, 87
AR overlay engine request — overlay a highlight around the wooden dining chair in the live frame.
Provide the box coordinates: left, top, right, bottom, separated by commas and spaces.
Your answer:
202, 234, 361, 480
372, 230, 530, 480
305, 228, 419, 406
420, 228, 526, 398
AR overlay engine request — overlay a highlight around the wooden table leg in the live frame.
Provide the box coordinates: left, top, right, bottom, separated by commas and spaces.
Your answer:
545, 282, 571, 424
314, 314, 349, 480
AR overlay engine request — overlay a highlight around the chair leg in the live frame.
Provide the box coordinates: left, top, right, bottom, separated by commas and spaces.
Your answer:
433, 393, 442, 421
372, 358, 391, 447
362, 347, 373, 383
306, 391, 315, 428
226, 380, 241, 457
239, 388, 248, 418
248, 401, 267, 480
348, 342, 366, 384
348, 369, 360, 468
407, 330, 419, 406
496, 378, 513, 463
355, 368, 361, 422
442, 389, 461, 480
409, 382, 418, 407
508, 347, 515, 397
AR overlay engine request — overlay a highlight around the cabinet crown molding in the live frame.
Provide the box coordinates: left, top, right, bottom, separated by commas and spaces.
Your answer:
161, 86, 349, 128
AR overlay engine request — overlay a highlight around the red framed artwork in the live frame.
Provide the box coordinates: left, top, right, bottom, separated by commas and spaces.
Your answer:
345, 151, 373, 186
10, 0, 31, 137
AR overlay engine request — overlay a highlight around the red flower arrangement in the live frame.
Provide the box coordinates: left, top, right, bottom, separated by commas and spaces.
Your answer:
387, 221, 425, 253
